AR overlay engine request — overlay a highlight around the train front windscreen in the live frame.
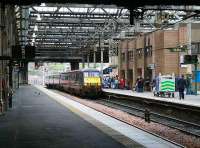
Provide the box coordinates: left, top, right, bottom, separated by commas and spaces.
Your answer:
83, 71, 101, 86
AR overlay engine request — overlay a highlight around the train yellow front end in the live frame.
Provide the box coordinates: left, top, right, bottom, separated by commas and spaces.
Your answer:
82, 70, 102, 98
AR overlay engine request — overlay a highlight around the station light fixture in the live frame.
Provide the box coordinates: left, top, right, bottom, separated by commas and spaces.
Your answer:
40, 3, 46, 7
32, 38, 35, 43
167, 45, 188, 52
36, 14, 42, 21
34, 25, 38, 31
32, 33, 36, 38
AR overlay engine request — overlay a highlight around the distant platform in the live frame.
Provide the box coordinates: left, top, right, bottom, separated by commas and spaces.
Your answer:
102, 89, 200, 108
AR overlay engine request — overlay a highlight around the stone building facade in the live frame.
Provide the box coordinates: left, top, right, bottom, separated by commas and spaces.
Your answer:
118, 24, 200, 89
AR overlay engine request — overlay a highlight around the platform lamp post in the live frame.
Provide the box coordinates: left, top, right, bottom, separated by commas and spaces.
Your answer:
87, 54, 90, 68
42, 65, 44, 86
194, 62, 198, 95
98, 33, 104, 78
193, 54, 199, 95
184, 55, 199, 95
94, 45, 97, 68
100, 45, 104, 78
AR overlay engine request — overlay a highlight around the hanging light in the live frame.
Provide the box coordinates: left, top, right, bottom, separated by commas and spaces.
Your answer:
36, 14, 41, 21
40, 3, 46, 6
32, 38, 35, 43
32, 33, 36, 38
34, 25, 38, 31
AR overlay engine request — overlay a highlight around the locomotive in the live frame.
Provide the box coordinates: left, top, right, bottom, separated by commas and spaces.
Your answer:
45, 69, 102, 98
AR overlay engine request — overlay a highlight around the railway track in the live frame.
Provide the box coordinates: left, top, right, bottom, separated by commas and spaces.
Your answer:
96, 98, 200, 138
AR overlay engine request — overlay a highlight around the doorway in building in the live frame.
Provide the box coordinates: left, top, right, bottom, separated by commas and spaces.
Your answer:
120, 70, 125, 79
145, 68, 152, 80
137, 68, 142, 78
144, 68, 153, 91
127, 70, 133, 89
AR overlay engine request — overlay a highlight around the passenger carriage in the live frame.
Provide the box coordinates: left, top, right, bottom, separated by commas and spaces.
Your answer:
45, 69, 102, 98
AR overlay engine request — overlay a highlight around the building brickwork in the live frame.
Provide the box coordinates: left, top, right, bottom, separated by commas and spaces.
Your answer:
118, 26, 195, 89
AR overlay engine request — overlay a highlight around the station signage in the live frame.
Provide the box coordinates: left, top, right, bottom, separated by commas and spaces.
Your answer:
184, 55, 198, 64
167, 47, 188, 52
148, 64, 155, 69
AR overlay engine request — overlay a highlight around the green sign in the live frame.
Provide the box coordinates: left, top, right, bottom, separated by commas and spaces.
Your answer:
168, 47, 188, 52
160, 80, 175, 92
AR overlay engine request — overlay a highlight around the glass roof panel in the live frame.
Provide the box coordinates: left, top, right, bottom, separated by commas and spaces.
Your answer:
33, 6, 58, 12
93, 8, 105, 14
59, 7, 70, 12
104, 8, 118, 14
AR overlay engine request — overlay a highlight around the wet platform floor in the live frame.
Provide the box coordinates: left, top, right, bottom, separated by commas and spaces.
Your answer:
0, 86, 133, 148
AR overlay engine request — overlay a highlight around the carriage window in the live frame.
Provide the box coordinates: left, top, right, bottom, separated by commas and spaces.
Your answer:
61, 75, 65, 80
84, 72, 89, 77
84, 71, 100, 77
91, 72, 100, 77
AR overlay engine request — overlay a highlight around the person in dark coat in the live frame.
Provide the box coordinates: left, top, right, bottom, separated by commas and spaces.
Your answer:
177, 75, 187, 100
135, 78, 139, 91
137, 77, 144, 92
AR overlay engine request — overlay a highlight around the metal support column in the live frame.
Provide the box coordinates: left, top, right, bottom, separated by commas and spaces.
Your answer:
24, 62, 28, 84
194, 63, 198, 95
94, 50, 96, 68
0, 3, 5, 114
87, 54, 90, 68
70, 62, 79, 71
99, 33, 104, 78
124, 41, 128, 88
82, 57, 85, 69
19, 61, 28, 85
17, 70, 19, 88
8, 61, 13, 108
42, 65, 45, 86
101, 47, 104, 77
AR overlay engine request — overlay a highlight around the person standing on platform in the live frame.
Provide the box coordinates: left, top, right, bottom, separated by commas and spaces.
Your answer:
111, 77, 115, 89
119, 78, 125, 89
108, 77, 112, 88
186, 76, 192, 95
114, 77, 118, 89
134, 78, 139, 91
137, 77, 144, 92
177, 75, 187, 100
8, 87, 13, 108
151, 77, 156, 91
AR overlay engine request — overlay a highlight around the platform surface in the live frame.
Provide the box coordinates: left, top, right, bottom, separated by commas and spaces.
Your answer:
0, 86, 128, 148
36, 85, 180, 148
0, 85, 181, 148
103, 89, 200, 108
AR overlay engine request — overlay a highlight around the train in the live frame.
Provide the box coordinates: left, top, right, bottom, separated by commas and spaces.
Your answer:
45, 69, 102, 98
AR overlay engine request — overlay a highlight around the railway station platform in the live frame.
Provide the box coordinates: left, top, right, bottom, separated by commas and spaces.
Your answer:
102, 89, 200, 108
0, 85, 180, 148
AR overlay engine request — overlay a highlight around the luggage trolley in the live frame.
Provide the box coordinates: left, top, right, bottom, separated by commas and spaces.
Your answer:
153, 73, 175, 98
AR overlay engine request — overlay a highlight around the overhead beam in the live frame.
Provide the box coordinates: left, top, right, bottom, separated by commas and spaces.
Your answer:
6, 0, 200, 9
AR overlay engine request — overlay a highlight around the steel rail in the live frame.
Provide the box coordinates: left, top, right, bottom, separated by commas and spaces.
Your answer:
98, 98, 200, 138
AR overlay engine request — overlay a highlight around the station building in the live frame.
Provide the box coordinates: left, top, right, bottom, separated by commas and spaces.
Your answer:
118, 24, 200, 89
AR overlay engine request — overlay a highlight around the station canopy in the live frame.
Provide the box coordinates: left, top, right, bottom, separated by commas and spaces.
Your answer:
15, 4, 200, 62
